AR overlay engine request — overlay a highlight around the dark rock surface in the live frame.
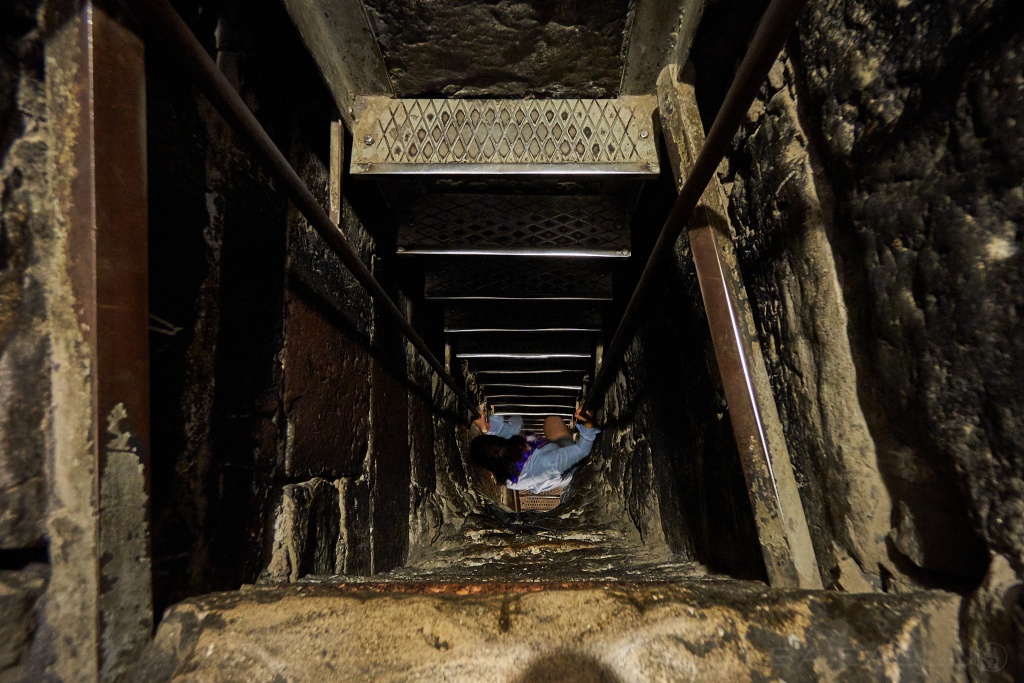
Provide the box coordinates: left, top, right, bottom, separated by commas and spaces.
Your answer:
716, 0, 1022, 592
147, 0, 426, 612
361, 0, 632, 97
794, 0, 1024, 570
592, 170, 766, 582
0, 0, 47, 549
0, 564, 46, 680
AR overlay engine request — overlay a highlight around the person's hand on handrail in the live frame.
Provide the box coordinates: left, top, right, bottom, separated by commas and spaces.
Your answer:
574, 407, 596, 429
473, 402, 490, 434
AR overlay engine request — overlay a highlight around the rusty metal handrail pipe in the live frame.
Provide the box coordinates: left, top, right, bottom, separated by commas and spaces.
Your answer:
122, 0, 478, 417
582, 0, 808, 415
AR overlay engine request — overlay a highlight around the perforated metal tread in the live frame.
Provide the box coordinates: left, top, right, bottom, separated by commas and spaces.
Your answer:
425, 261, 613, 300
464, 356, 593, 373
483, 393, 580, 405
396, 194, 630, 257
445, 303, 602, 333
456, 332, 594, 357
352, 96, 659, 175
479, 383, 582, 396
481, 377, 586, 393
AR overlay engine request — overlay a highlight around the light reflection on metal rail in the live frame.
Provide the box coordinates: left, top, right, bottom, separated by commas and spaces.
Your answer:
458, 353, 591, 360
581, 0, 809, 416
397, 248, 628, 258
446, 328, 601, 333
481, 384, 583, 391
476, 369, 587, 375
122, 0, 478, 418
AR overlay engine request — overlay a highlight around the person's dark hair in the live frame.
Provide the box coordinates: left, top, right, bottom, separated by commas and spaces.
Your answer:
470, 434, 526, 482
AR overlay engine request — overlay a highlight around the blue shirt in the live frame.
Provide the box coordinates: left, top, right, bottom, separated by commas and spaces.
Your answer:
486, 415, 601, 494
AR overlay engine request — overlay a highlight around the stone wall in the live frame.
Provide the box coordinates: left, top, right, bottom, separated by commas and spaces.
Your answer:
595, 177, 766, 579
0, 1, 48, 679
147, 0, 457, 610
0, 0, 47, 552
361, 0, 633, 98
715, 0, 1023, 677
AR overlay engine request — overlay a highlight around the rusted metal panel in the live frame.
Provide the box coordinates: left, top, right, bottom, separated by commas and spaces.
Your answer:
45, 0, 153, 679
657, 66, 820, 589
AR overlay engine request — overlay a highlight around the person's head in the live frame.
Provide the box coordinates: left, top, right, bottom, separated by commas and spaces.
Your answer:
470, 434, 527, 482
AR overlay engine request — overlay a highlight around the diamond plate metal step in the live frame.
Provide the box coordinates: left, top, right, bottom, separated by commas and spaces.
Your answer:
395, 194, 630, 257
425, 261, 613, 300
445, 303, 602, 333
352, 96, 659, 176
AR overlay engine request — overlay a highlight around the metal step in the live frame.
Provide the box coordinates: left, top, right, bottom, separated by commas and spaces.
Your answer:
484, 393, 582, 401
425, 261, 613, 300
352, 96, 659, 176
487, 398, 577, 409
445, 303, 602, 333
490, 403, 577, 413
478, 374, 587, 393
480, 381, 584, 392
456, 332, 593, 358
483, 389, 581, 402
475, 370, 587, 384
464, 356, 592, 373
395, 194, 630, 258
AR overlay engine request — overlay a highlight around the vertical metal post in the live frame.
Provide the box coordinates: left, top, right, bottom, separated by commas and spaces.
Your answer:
329, 120, 345, 225
657, 65, 821, 589
46, 0, 153, 679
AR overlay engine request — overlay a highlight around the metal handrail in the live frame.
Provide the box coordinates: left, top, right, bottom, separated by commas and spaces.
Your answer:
582, 0, 808, 415
123, 0, 478, 417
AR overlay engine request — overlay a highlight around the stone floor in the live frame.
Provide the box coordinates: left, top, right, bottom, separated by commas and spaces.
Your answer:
135, 505, 968, 682
135, 580, 963, 682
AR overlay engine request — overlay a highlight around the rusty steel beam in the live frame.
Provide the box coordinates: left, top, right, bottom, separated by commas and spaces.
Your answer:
582, 0, 809, 415
121, 0, 478, 418
46, 0, 154, 679
657, 67, 820, 589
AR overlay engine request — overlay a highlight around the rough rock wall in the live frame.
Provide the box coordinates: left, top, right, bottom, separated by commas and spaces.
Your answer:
147, 0, 291, 609
724, 57, 901, 592
597, 178, 765, 579
0, 0, 47, 552
149, 0, 447, 609
0, 2, 48, 679
361, 0, 632, 97
719, 0, 1023, 677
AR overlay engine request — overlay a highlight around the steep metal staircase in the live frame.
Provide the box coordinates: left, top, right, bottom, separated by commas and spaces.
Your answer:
351, 96, 661, 427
